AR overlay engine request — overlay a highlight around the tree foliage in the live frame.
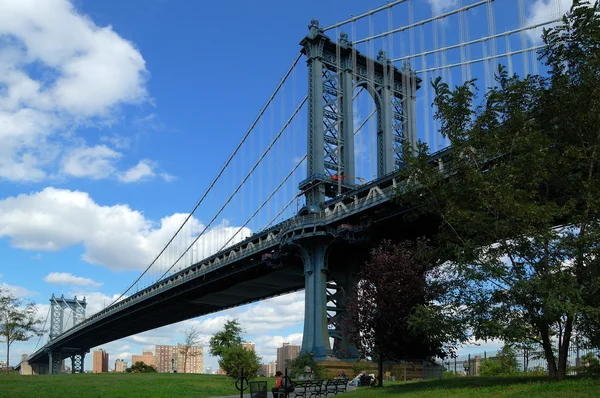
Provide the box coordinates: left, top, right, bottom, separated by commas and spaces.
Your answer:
126, 361, 157, 373
209, 319, 243, 357
0, 287, 45, 374
208, 319, 261, 378
220, 345, 262, 379
344, 240, 451, 385
478, 345, 519, 376
398, 1, 600, 380
286, 352, 326, 379
180, 325, 203, 373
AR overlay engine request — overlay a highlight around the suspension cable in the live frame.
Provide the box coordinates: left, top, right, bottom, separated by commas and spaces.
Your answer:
323, 0, 409, 31
156, 96, 308, 282
111, 55, 302, 305
354, 0, 491, 45
32, 306, 50, 353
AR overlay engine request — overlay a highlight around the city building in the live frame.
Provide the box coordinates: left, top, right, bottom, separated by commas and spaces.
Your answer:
93, 349, 109, 373
268, 361, 277, 377
241, 342, 256, 352
205, 366, 213, 374
277, 343, 300, 372
131, 350, 157, 369
155, 344, 203, 373
115, 359, 127, 372
260, 361, 277, 377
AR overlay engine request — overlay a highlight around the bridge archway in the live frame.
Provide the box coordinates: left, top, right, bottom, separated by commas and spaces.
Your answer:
352, 80, 383, 184
299, 20, 418, 210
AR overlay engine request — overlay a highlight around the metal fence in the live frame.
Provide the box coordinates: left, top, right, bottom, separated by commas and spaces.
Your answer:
439, 345, 600, 377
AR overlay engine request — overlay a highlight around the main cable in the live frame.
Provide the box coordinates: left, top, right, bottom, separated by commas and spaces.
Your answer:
110, 55, 302, 306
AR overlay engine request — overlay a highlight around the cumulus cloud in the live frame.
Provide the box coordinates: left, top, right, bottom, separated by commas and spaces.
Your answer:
0, 0, 150, 181
526, 0, 573, 42
0, 188, 252, 271
426, 0, 458, 16
0, 282, 38, 297
118, 159, 155, 183
44, 272, 103, 288
61, 145, 122, 179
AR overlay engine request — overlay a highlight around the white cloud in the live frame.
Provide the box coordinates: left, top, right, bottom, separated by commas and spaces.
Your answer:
160, 172, 177, 182
526, 0, 573, 43
0, 187, 252, 271
118, 159, 155, 183
427, 0, 458, 16
0, 282, 37, 297
100, 134, 131, 149
44, 272, 103, 288
0, 0, 149, 181
61, 145, 122, 179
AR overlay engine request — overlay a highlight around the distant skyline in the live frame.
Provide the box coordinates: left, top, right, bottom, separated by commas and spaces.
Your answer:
0, 0, 568, 371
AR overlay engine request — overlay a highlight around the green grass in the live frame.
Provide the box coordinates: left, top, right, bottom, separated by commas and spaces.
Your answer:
0, 373, 257, 398
350, 376, 600, 397
1, 373, 599, 397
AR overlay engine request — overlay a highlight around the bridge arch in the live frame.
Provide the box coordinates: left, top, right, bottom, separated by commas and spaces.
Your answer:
352, 80, 383, 183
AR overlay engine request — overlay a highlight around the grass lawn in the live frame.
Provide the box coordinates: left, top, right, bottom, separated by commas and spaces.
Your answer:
350, 376, 600, 397
0, 372, 254, 398
1, 373, 599, 397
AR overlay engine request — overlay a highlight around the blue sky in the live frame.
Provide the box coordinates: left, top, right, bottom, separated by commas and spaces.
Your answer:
0, 0, 569, 371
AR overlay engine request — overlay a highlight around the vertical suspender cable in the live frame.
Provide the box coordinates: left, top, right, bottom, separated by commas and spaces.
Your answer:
518, 0, 529, 76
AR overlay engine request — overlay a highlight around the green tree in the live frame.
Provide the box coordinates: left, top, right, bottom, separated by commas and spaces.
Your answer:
399, 1, 600, 380
209, 319, 243, 357
286, 352, 326, 379
208, 319, 261, 378
127, 361, 157, 373
220, 345, 262, 379
479, 345, 519, 376
0, 287, 45, 374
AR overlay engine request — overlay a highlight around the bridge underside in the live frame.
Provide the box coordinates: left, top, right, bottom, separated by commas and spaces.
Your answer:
27, 258, 306, 367
27, 172, 442, 371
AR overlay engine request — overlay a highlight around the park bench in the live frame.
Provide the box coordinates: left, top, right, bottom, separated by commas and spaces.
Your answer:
289, 379, 323, 398
322, 379, 348, 395
276, 377, 348, 398
249, 381, 268, 398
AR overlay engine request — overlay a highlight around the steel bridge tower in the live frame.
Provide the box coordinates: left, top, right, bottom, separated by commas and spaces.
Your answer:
297, 20, 419, 360
48, 294, 88, 374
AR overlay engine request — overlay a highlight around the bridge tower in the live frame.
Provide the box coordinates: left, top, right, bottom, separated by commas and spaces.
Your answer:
48, 294, 88, 374
297, 20, 419, 361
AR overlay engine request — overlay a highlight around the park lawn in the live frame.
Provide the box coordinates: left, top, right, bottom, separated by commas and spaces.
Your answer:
0, 372, 258, 398
349, 376, 600, 397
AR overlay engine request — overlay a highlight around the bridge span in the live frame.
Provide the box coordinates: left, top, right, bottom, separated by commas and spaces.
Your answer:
19, 0, 557, 374
24, 162, 446, 373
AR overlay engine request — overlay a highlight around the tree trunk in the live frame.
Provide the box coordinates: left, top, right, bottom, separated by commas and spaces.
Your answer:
6, 342, 9, 375
378, 356, 383, 387
557, 315, 573, 380
540, 324, 558, 379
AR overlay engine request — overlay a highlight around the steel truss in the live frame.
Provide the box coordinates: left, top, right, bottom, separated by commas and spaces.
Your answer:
300, 20, 418, 209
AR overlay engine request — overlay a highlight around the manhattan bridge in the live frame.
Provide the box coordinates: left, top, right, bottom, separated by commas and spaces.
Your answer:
21, 0, 567, 374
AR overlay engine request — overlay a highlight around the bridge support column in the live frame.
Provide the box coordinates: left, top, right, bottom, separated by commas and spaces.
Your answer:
48, 349, 63, 375
328, 265, 360, 360
299, 241, 331, 361
71, 352, 85, 374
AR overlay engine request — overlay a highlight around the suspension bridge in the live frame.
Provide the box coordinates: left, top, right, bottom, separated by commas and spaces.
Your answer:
19, 0, 566, 374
